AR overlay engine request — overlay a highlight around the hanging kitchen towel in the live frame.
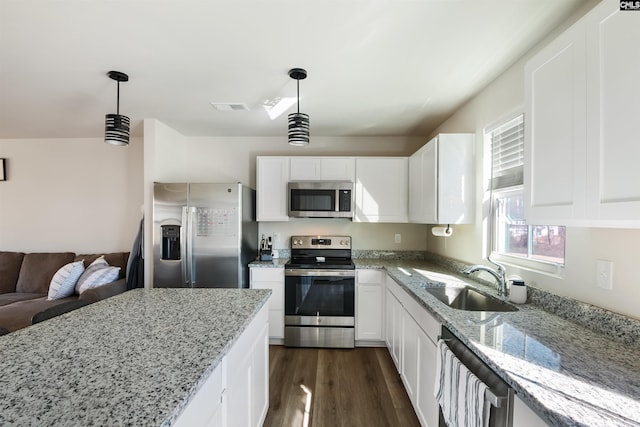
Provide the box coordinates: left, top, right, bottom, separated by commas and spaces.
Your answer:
434, 339, 490, 427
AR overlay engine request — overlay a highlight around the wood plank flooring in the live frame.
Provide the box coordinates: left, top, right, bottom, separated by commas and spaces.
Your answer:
264, 346, 421, 427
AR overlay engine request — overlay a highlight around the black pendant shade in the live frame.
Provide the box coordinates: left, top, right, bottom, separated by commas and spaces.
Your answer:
288, 68, 309, 146
105, 71, 130, 146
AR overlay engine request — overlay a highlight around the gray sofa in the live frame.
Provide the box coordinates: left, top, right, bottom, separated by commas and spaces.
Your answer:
0, 251, 129, 333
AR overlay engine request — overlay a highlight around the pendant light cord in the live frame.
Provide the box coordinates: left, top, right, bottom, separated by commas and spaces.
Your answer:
296, 78, 300, 114
116, 81, 120, 115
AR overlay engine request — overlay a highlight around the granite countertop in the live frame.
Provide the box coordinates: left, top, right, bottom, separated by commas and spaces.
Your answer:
0, 288, 271, 427
249, 258, 288, 268
354, 259, 640, 427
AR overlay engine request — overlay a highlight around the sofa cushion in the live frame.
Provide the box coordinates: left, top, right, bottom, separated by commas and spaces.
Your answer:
47, 260, 85, 300
76, 263, 121, 294
0, 252, 25, 294
0, 292, 45, 307
0, 295, 78, 332
75, 252, 128, 279
15, 253, 75, 294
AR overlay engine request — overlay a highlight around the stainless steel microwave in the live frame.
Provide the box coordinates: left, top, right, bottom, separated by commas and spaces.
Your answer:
288, 181, 354, 218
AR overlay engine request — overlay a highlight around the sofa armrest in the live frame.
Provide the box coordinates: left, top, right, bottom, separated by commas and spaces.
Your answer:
79, 278, 127, 303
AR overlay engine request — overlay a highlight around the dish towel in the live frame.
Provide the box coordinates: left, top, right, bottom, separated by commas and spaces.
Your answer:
434, 339, 490, 427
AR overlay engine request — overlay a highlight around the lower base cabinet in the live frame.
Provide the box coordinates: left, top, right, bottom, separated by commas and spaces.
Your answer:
386, 275, 440, 427
250, 267, 284, 341
174, 304, 269, 427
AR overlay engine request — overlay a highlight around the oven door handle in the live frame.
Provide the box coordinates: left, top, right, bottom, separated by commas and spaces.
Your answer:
285, 269, 355, 277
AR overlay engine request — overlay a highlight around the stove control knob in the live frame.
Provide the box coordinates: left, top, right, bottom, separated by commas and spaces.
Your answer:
341, 240, 347, 245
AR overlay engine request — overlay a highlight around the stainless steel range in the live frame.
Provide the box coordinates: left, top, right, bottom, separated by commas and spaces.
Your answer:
284, 236, 355, 348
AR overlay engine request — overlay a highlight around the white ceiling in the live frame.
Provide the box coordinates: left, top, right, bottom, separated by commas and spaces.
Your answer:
0, 0, 588, 140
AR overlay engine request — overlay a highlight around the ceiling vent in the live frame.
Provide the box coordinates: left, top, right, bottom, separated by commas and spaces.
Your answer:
210, 102, 250, 111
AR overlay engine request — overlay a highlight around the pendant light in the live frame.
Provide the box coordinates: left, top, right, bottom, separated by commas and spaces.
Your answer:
105, 70, 130, 146
288, 68, 309, 146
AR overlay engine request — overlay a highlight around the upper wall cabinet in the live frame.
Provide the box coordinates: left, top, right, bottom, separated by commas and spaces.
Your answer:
525, 0, 640, 227
584, 0, 640, 225
355, 157, 408, 223
289, 157, 355, 181
256, 156, 289, 222
409, 134, 475, 224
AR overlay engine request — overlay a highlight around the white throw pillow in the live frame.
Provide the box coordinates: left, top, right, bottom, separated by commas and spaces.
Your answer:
76, 264, 121, 294
88, 255, 108, 268
47, 260, 85, 300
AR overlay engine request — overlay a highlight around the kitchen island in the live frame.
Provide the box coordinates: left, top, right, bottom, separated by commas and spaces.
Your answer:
0, 288, 270, 426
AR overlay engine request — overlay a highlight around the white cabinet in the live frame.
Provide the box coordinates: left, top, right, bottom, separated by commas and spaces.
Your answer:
250, 267, 284, 341
525, 0, 640, 227
355, 157, 408, 223
513, 395, 548, 427
584, 0, 640, 224
409, 134, 475, 224
524, 17, 587, 225
256, 156, 290, 221
174, 304, 269, 427
356, 269, 385, 342
289, 157, 355, 181
226, 306, 269, 427
385, 285, 402, 370
385, 275, 441, 427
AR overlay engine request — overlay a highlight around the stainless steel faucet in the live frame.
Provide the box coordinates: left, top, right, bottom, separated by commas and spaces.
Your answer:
461, 259, 508, 297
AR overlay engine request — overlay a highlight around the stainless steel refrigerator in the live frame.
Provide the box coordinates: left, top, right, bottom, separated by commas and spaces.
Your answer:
152, 183, 257, 288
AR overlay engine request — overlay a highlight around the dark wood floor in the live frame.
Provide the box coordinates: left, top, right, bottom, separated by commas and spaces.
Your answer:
264, 345, 421, 427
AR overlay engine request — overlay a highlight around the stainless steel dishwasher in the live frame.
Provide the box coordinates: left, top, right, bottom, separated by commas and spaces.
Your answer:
439, 327, 514, 427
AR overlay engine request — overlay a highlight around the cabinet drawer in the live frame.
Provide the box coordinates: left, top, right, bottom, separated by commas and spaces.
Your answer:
357, 269, 384, 284
250, 267, 284, 282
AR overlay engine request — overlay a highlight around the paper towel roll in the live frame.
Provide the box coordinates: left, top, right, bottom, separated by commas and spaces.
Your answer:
431, 226, 453, 237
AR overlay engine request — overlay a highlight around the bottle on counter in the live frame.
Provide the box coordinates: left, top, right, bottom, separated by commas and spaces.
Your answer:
509, 280, 527, 304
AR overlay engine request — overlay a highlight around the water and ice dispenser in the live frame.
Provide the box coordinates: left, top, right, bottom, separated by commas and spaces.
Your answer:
161, 225, 181, 260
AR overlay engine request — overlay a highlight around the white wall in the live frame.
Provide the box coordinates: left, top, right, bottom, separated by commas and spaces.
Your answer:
0, 137, 143, 253
427, 0, 640, 320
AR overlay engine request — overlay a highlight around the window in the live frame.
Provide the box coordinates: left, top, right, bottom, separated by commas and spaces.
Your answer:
488, 114, 566, 267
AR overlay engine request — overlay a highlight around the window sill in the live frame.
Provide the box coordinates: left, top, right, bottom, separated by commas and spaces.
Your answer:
490, 252, 565, 279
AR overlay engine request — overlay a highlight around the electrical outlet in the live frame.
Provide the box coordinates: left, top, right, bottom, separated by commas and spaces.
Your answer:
394, 234, 402, 244
273, 233, 280, 245
596, 260, 613, 290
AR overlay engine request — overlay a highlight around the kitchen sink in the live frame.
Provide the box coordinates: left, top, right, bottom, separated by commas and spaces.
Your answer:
422, 285, 518, 312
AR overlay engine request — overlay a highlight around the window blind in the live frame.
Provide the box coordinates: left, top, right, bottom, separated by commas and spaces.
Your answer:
490, 114, 524, 190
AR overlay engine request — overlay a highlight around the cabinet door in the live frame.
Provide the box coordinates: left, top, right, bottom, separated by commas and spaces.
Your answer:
256, 157, 290, 221
401, 310, 419, 404
356, 269, 384, 341
585, 0, 640, 224
416, 327, 439, 427
226, 306, 269, 427
250, 268, 284, 339
289, 158, 320, 180
356, 284, 383, 340
355, 157, 408, 223
385, 288, 402, 370
524, 21, 587, 225
420, 140, 438, 224
321, 157, 355, 181
438, 134, 475, 224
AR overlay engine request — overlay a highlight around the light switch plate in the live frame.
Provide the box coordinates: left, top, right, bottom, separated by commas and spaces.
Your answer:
596, 260, 613, 290
394, 234, 401, 244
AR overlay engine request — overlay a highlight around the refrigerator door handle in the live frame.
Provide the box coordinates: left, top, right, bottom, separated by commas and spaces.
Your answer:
181, 206, 189, 287
187, 206, 196, 287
